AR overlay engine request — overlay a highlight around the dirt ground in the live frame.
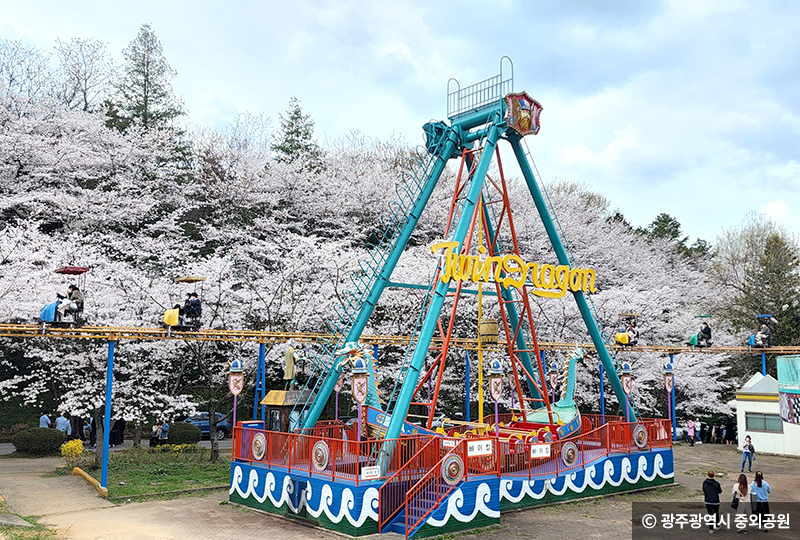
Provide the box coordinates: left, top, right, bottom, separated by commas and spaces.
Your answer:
0, 442, 797, 539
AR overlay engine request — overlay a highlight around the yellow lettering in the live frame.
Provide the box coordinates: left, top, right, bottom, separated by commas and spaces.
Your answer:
569, 268, 583, 292
429, 240, 598, 295
502, 255, 525, 289
539, 264, 556, 289
555, 265, 570, 297
431, 241, 459, 283
583, 269, 597, 293
526, 262, 541, 287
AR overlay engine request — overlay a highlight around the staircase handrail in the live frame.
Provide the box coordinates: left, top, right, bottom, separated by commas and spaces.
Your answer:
378, 435, 441, 530
404, 439, 467, 538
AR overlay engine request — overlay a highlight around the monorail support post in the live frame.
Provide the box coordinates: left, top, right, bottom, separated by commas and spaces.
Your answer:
100, 338, 116, 489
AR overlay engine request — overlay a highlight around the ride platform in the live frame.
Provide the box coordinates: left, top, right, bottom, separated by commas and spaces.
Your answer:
228, 415, 673, 538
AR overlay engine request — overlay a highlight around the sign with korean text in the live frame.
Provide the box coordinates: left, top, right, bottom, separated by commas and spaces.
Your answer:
467, 439, 493, 457
530, 444, 551, 458
361, 466, 381, 480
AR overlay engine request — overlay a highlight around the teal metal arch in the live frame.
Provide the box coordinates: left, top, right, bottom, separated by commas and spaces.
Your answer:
301, 66, 637, 441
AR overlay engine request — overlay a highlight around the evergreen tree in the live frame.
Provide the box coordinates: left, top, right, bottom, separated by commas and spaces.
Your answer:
708, 213, 800, 345
104, 24, 184, 132
271, 96, 324, 170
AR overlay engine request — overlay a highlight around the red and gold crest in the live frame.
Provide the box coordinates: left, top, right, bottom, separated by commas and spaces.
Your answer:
504, 92, 543, 136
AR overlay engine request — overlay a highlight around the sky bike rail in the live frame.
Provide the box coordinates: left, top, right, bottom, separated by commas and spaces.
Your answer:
0, 323, 794, 355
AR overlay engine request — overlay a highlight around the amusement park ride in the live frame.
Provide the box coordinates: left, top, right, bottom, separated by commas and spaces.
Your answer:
4, 59, 798, 538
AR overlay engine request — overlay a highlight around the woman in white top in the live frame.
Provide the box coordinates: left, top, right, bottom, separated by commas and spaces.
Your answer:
732, 473, 752, 532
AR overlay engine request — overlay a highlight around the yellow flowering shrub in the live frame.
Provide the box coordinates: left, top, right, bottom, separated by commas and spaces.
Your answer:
61, 439, 84, 467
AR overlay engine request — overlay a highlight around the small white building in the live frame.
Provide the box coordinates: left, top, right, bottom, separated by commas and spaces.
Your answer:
735, 372, 800, 456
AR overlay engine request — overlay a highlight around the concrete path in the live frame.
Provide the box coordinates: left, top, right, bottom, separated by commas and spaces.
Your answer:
0, 438, 231, 456
0, 441, 798, 539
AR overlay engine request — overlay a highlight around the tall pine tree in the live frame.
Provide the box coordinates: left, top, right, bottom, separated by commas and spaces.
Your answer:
104, 24, 184, 132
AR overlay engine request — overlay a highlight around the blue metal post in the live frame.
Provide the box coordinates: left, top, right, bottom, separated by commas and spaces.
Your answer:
762, 352, 766, 376
480, 200, 541, 400
599, 359, 606, 421
260, 343, 266, 421
300, 128, 460, 430
380, 119, 503, 447
465, 351, 470, 422
100, 339, 115, 489
511, 135, 635, 422
254, 342, 265, 421
670, 354, 677, 441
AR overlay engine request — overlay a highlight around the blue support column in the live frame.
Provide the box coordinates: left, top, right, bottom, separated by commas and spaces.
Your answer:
762, 352, 766, 376
510, 135, 635, 422
670, 354, 677, 441
599, 359, 606, 420
260, 343, 266, 421
300, 128, 460, 430
380, 120, 503, 448
254, 342, 265, 421
465, 351, 471, 422
100, 339, 115, 489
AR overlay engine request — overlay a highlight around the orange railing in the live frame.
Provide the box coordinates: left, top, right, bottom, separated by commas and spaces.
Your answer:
232, 418, 672, 491
379, 436, 443, 531
404, 439, 467, 538
233, 427, 438, 485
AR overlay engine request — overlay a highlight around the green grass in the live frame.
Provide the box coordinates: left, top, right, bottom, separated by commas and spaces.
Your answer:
85, 445, 230, 501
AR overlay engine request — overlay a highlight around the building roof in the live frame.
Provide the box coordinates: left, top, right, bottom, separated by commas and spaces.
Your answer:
736, 373, 779, 402
261, 389, 311, 406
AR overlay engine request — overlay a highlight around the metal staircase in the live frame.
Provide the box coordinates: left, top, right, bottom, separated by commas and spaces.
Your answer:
292, 130, 461, 429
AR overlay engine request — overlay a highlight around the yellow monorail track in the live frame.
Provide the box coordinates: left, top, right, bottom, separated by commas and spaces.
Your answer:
0, 323, 792, 355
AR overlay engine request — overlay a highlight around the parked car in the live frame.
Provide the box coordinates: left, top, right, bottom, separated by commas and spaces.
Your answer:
183, 412, 231, 440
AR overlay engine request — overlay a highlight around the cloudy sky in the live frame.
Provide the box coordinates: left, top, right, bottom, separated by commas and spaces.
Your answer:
2, 0, 799, 244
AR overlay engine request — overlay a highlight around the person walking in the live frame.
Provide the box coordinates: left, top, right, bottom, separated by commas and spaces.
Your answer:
750, 471, 771, 529
740, 435, 754, 472
39, 412, 51, 428
732, 473, 752, 533
687, 419, 696, 447
702, 470, 722, 533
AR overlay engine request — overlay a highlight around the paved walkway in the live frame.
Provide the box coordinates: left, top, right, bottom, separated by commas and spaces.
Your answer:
0, 441, 797, 539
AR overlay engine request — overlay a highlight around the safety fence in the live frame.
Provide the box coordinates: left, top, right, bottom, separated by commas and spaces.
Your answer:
232, 417, 671, 488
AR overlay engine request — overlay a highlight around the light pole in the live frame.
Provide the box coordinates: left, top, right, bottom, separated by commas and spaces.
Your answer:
620, 362, 632, 422
351, 354, 369, 444
228, 360, 245, 428
662, 361, 674, 439
488, 358, 504, 437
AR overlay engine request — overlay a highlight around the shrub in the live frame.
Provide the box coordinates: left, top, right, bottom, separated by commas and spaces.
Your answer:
12, 428, 64, 456
167, 422, 201, 445
61, 439, 84, 467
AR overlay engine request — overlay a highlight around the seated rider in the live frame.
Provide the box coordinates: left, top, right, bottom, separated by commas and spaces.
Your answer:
756, 323, 771, 347
57, 285, 84, 316
626, 322, 639, 345
698, 322, 712, 346
184, 292, 202, 320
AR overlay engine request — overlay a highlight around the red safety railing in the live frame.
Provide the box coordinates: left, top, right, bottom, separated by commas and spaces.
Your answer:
379, 436, 443, 531
232, 416, 674, 527
404, 439, 466, 539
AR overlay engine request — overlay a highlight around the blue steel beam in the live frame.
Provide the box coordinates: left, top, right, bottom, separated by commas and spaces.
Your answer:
300, 128, 461, 429
381, 118, 503, 446
509, 134, 636, 421
480, 196, 541, 400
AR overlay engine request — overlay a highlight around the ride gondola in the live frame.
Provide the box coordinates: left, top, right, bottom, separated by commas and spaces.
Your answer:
39, 266, 90, 328
162, 276, 205, 331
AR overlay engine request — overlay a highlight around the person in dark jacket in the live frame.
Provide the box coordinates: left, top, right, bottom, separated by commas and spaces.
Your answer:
702, 470, 722, 533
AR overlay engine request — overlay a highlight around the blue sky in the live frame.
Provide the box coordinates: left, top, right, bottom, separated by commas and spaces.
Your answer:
2, 0, 799, 244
